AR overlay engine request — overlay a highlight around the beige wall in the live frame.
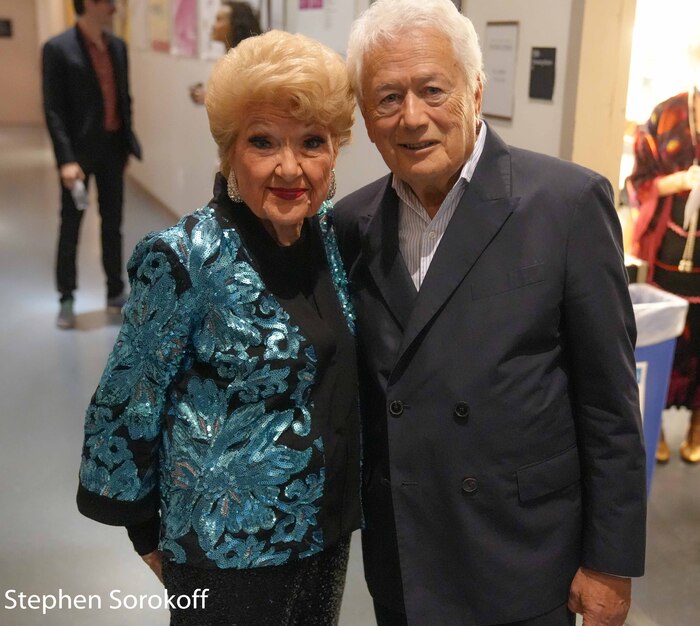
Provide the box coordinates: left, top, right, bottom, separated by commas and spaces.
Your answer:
466, 0, 578, 159
464, 0, 636, 198
0, 0, 65, 125
0, 0, 42, 124
570, 0, 637, 195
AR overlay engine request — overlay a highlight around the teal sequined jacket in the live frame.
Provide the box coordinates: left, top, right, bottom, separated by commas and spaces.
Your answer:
77, 187, 358, 569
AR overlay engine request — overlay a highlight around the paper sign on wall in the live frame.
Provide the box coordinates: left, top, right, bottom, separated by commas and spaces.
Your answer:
482, 22, 519, 120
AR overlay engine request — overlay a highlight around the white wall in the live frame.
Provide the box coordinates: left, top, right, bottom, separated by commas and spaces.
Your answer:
126, 0, 633, 214
465, 0, 576, 158
128, 0, 387, 216
128, 50, 220, 214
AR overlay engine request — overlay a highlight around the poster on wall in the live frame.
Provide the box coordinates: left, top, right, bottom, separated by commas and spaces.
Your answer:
198, 0, 226, 59
112, 0, 130, 43
481, 21, 519, 120
171, 0, 197, 56
148, 0, 170, 53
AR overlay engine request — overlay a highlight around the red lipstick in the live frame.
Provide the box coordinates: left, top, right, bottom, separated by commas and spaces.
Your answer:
270, 188, 306, 200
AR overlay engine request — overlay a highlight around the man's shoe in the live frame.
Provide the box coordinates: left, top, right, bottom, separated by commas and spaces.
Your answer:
106, 293, 127, 315
56, 299, 75, 329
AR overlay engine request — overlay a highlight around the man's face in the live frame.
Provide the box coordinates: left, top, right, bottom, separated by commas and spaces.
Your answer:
361, 28, 482, 201
85, 0, 116, 28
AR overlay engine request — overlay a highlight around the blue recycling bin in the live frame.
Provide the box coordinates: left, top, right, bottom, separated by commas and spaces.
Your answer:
629, 284, 688, 491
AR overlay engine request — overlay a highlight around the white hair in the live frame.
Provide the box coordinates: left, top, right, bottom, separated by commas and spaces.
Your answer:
347, 0, 484, 106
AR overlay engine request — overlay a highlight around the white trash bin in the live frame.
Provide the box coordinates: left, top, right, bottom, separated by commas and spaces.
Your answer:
629, 283, 688, 489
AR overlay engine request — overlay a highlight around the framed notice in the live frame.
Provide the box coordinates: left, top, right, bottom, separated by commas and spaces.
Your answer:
481, 21, 519, 120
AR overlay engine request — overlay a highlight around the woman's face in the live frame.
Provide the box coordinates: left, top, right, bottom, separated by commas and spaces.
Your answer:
211, 6, 232, 44
230, 105, 337, 245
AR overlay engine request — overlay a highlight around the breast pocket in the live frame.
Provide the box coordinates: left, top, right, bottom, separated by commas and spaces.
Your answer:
471, 262, 545, 301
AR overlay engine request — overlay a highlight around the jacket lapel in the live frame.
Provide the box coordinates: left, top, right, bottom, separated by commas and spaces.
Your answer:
393, 129, 519, 372
73, 26, 102, 93
363, 178, 418, 331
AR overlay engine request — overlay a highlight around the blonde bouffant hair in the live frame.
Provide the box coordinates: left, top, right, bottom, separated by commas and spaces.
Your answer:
206, 30, 354, 176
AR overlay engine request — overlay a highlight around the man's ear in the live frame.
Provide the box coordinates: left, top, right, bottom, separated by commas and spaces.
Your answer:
473, 76, 484, 118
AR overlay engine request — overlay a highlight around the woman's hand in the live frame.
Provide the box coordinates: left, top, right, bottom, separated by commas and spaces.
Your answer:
657, 164, 700, 196
141, 550, 164, 583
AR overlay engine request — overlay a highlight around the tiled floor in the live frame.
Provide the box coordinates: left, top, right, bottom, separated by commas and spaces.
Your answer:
0, 125, 697, 625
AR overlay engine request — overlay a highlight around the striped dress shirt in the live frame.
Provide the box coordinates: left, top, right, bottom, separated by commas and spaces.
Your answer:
394, 122, 487, 291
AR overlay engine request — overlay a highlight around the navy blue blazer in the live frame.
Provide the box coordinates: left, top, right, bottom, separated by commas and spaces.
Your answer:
333, 127, 646, 625
42, 25, 141, 168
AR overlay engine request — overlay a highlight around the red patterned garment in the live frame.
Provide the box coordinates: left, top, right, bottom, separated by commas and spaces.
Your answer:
630, 91, 700, 408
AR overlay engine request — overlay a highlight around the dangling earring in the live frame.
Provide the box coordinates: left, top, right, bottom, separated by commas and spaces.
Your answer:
326, 169, 336, 200
227, 170, 242, 203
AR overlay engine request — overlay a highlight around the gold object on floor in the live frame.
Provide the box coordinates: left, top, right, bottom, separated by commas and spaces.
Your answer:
680, 414, 700, 464
656, 429, 670, 464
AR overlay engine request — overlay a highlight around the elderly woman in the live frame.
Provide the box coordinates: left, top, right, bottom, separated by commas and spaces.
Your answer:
78, 30, 359, 625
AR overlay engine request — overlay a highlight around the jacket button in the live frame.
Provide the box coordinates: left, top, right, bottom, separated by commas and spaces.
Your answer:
388, 400, 404, 417
461, 477, 478, 493
453, 401, 470, 419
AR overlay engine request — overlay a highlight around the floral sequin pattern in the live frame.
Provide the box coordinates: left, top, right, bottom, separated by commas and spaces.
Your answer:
79, 205, 356, 568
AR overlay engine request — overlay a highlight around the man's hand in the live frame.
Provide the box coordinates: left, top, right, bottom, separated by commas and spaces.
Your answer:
60, 162, 84, 191
141, 550, 164, 584
568, 567, 631, 626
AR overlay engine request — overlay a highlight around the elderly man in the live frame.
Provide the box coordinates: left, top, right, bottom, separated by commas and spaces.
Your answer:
333, 1, 646, 625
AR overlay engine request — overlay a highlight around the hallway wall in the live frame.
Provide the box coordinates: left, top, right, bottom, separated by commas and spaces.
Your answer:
0, 0, 42, 124
466, 0, 636, 194
22, 0, 636, 211
466, 0, 577, 159
127, 0, 387, 215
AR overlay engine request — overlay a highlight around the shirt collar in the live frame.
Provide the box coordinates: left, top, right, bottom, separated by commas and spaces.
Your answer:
76, 21, 108, 49
392, 121, 487, 210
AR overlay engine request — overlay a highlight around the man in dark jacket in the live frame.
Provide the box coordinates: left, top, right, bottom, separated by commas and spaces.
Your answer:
42, 0, 141, 329
333, 1, 646, 625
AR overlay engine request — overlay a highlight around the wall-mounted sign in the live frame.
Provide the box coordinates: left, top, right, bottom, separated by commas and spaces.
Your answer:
0, 19, 12, 38
529, 47, 556, 101
481, 21, 519, 120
